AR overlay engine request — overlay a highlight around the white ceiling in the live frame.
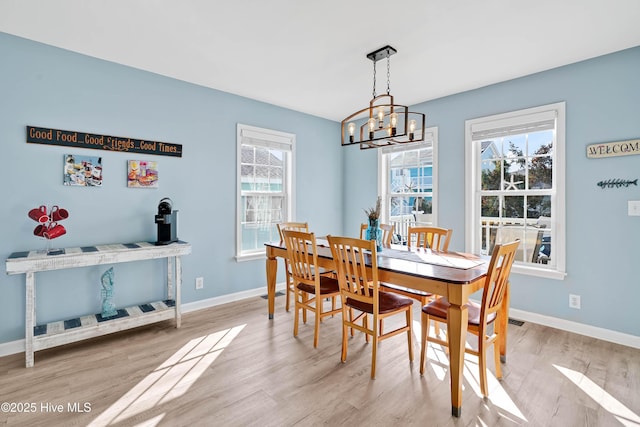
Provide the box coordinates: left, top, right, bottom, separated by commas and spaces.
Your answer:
1, 0, 639, 122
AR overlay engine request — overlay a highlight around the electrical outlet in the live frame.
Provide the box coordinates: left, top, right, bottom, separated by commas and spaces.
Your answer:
195, 277, 204, 290
628, 200, 640, 216
569, 294, 581, 309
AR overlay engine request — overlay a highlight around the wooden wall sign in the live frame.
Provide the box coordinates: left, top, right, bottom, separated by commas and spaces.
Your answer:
586, 139, 640, 159
27, 126, 182, 158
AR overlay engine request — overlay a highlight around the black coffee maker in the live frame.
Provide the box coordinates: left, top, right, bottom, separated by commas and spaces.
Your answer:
155, 197, 178, 245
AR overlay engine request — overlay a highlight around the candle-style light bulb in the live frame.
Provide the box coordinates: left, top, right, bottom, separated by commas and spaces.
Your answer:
368, 118, 376, 140
390, 113, 398, 136
348, 122, 356, 143
409, 119, 416, 140
377, 107, 385, 128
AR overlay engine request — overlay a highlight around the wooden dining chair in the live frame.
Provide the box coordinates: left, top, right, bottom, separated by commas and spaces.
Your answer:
282, 229, 341, 348
407, 226, 452, 250
327, 235, 414, 379
380, 226, 453, 308
277, 222, 309, 312
419, 240, 520, 397
360, 222, 395, 246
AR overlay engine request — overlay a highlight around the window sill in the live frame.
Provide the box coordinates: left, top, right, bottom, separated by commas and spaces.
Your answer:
511, 263, 566, 280
235, 252, 266, 263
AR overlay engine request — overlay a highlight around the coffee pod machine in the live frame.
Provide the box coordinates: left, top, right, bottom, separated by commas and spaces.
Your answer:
155, 197, 178, 245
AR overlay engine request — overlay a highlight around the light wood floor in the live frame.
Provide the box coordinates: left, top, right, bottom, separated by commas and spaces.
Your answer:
1, 294, 638, 427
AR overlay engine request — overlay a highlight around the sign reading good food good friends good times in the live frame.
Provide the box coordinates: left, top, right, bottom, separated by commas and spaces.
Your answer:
26, 126, 182, 158
586, 138, 639, 159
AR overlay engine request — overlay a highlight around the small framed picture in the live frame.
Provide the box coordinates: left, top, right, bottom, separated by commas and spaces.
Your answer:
64, 154, 103, 187
127, 160, 158, 188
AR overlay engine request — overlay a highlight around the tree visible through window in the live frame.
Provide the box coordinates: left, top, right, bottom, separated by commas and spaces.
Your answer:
466, 103, 565, 279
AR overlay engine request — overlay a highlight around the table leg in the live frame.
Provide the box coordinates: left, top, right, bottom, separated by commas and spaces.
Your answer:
498, 281, 510, 363
25, 271, 35, 368
266, 251, 277, 319
175, 256, 182, 329
447, 301, 468, 417
167, 256, 175, 301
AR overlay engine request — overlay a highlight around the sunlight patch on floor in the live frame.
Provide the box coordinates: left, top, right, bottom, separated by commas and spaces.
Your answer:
87, 325, 246, 427
418, 321, 527, 423
132, 413, 165, 427
554, 364, 640, 426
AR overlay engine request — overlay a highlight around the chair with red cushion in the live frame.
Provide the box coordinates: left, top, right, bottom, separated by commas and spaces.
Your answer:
327, 235, 414, 379
282, 229, 341, 348
277, 222, 309, 312
419, 240, 519, 397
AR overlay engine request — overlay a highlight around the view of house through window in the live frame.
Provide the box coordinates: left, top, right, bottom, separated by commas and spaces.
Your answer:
237, 124, 294, 260
379, 129, 437, 244
466, 103, 565, 278
479, 132, 553, 262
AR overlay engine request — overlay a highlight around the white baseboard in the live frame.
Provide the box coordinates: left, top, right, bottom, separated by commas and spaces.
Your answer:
2, 285, 637, 358
0, 339, 25, 358
181, 282, 286, 313
508, 308, 640, 349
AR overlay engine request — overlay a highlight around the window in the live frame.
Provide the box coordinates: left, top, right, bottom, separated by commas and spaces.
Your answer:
465, 102, 565, 279
236, 124, 295, 261
379, 127, 438, 243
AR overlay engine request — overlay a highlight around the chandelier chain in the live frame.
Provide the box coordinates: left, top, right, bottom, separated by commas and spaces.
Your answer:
386, 48, 391, 95
372, 59, 377, 98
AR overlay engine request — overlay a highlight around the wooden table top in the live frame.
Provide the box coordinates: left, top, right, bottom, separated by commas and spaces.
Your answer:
265, 240, 489, 285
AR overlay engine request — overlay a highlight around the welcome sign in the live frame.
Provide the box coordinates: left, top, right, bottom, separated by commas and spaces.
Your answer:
26, 126, 183, 157
586, 139, 639, 159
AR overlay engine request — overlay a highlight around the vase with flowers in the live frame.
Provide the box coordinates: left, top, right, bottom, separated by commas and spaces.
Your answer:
364, 197, 383, 251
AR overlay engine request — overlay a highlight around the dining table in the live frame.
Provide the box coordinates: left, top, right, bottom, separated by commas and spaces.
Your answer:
264, 240, 510, 417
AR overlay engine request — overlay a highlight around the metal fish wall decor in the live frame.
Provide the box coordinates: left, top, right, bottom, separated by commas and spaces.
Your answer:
596, 178, 638, 189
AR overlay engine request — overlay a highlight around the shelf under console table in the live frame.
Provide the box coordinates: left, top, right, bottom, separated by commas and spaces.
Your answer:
5, 241, 192, 367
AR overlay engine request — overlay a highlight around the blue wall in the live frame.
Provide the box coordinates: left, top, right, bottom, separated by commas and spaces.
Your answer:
344, 46, 640, 336
0, 32, 342, 343
1, 31, 638, 346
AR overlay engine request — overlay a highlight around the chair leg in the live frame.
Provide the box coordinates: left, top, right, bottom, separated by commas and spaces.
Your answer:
406, 307, 413, 362
371, 326, 378, 379
293, 294, 300, 338
364, 314, 370, 343
341, 314, 348, 363
379, 318, 384, 336
478, 339, 488, 397
493, 338, 502, 380
314, 299, 321, 348
350, 308, 355, 337
302, 292, 308, 324
420, 311, 428, 375
285, 272, 292, 312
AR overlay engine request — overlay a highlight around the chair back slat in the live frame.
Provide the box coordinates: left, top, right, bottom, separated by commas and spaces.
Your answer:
283, 230, 317, 285
481, 240, 519, 323
277, 222, 309, 242
408, 226, 452, 251
360, 223, 395, 246
328, 236, 378, 306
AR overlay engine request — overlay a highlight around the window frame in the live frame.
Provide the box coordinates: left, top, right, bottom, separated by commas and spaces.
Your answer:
464, 102, 566, 279
236, 124, 295, 261
378, 126, 439, 241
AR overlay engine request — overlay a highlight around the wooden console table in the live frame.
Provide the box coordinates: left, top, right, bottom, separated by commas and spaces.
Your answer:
5, 241, 191, 367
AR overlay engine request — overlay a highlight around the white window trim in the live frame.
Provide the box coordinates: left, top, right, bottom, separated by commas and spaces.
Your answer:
464, 103, 566, 279
236, 124, 296, 262
378, 126, 439, 226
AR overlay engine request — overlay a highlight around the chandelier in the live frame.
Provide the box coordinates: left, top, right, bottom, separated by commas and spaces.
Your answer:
341, 45, 425, 150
